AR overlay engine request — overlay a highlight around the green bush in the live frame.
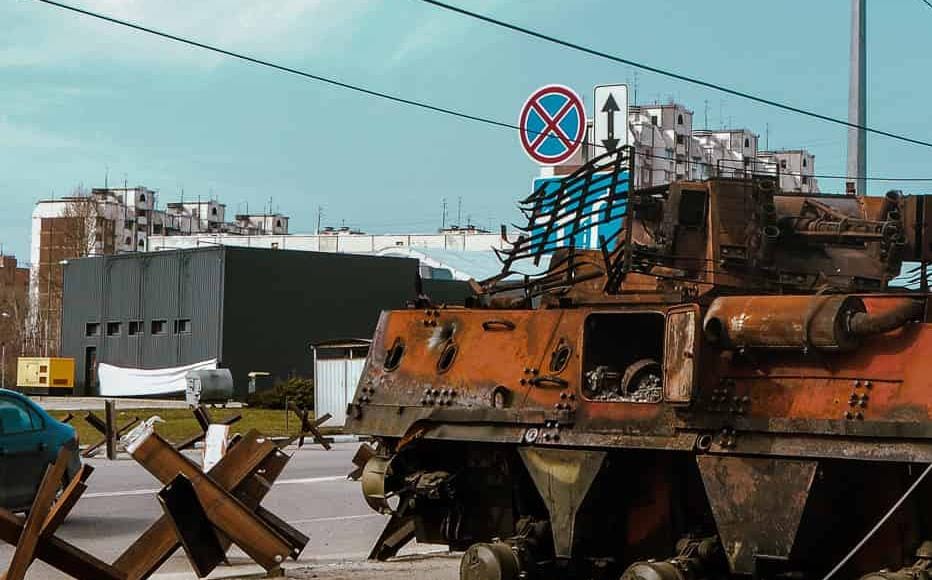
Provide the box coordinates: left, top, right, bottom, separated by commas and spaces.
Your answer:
247, 376, 314, 411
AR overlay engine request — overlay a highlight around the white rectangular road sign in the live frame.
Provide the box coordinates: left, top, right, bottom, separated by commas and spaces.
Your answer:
593, 84, 629, 155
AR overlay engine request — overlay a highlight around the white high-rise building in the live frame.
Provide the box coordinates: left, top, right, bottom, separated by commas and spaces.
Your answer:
758, 149, 820, 193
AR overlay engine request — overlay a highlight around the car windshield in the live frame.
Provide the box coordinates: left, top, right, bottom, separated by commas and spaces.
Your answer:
0, 397, 41, 435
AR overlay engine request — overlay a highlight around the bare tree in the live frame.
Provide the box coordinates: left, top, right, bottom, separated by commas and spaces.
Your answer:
29, 186, 108, 357
60, 187, 102, 259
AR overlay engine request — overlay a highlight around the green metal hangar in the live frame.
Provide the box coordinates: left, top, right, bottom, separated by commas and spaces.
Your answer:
59, 246, 468, 403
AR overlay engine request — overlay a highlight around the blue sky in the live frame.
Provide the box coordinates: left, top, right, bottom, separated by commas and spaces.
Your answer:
2, 0, 931, 261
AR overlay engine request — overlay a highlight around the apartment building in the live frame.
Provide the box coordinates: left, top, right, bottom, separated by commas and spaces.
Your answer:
758, 149, 820, 193
27, 187, 290, 355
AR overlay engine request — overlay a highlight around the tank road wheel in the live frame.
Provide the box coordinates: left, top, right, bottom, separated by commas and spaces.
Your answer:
620, 561, 690, 580
460, 542, 522, 580
619, 537, 725, 580
858, 540, 932, 579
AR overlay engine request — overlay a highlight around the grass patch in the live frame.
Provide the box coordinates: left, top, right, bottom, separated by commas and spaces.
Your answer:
49, 407, 328, 445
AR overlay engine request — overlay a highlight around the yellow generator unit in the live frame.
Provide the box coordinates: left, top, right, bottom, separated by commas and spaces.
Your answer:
16, 357, 75, 392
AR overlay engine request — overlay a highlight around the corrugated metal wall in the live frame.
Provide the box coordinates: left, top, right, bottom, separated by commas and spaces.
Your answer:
314, 355, 366, 427
61, 248, 224, 394
63, 246, 433, 400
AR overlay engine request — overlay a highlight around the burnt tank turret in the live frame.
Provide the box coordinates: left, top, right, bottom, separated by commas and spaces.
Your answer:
346, 147, 932, 579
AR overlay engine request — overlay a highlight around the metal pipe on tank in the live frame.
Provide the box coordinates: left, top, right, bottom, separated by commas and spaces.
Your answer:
759, 225, 780, 263
880, 190, 903, 221
848, 299, 924, 337
703, 295, 866, 351
704, 295, 925, 352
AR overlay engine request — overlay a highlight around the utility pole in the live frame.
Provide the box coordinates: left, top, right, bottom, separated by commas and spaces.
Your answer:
847, 0, 867, 194
316, 206, 323, 235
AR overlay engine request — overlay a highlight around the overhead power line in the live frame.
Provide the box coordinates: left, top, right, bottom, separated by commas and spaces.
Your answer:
32, 0, 517, 134
30, 0, 932, 184
920, 0, 932, 10
415, 0, 932, 151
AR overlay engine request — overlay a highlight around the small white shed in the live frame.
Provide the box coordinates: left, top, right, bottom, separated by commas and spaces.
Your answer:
312, 339, 371, 428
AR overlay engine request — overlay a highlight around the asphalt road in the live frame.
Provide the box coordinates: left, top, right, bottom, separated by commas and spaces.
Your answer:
0, 442, 453, 579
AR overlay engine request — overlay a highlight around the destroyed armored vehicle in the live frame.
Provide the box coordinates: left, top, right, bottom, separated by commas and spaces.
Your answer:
347, 148, 932, 579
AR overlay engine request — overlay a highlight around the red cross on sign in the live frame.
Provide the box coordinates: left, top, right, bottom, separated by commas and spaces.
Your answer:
518, 85, 587, 165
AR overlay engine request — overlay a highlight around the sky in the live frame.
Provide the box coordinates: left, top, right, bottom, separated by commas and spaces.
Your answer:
2, 0, 932, 261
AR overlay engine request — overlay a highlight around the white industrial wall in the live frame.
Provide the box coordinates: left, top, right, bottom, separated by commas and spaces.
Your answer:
314, 357, 366, 428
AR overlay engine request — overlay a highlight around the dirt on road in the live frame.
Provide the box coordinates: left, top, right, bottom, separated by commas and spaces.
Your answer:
286, 554, 460, 580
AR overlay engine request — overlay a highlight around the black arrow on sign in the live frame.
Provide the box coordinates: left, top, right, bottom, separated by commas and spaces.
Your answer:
601, 93, 620, 151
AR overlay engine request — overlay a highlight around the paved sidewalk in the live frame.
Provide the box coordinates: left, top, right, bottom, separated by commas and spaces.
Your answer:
29, 396, 194, 410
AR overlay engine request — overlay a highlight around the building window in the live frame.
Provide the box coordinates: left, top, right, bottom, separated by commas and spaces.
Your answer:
106, 321, 122, 336
139, 193, 146, 202
174, 319, 192, 334
151, 320, 167, 335
85, 322, 100, 337
276, 220, 282, 228
676, 134, 685, 145
780, 159, 788, 169
803, 158, 808, 168
125, 236, 132, 245
271, 242, 279, 249
211, 207, 218, 216
128, 321, 144, 336
650, 115, 658, 126
744, 138, 750, 148
802, 176, 809, 185
677, 114, 684, 125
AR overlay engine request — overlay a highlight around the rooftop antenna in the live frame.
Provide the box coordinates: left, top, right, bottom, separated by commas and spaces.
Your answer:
765, 123, 770, 150
632, 70, 639, 104
104, 165, 109, 189
847, 0, 867, 194
457, 196, 463, 227
316, 206, 323, 234
719, 101, 725, 129
704, 100, 710, 130
441, 198, 448, 230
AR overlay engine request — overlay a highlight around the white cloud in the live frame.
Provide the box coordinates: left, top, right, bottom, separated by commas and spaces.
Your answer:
2, 0, 377, 69
386, 0, 504, 67
0, 116, 80, 149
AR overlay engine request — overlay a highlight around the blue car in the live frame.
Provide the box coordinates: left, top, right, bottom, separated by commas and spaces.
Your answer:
0, 389, 81, 511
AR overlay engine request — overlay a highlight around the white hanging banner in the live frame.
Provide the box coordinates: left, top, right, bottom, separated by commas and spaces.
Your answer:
203, 423, 230, 472
98, 359, 218, 397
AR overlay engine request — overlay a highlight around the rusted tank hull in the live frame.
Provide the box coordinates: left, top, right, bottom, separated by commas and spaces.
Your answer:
347, 293, 932, 578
